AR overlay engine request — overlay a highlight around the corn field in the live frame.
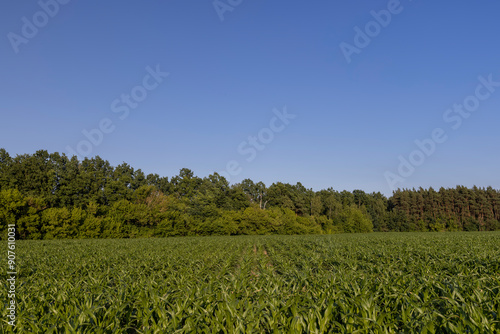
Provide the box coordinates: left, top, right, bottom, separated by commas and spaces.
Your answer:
1, 232, 500, 333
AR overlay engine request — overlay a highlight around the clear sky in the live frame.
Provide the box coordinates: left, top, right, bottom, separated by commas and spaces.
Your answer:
1, 0, 499, 197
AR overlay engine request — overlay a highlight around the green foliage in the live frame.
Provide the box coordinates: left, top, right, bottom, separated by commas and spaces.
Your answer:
0, 188, 26, 228
194, 211, 239, 236
334, 206, 373, 233
79, 216, 103, 239
2, 233, 500, 332
268, 207, 311, 235
40, 207, 86, 239
239, 206, 273, 234
1, 148, 499, 239
389, 186, 500, 232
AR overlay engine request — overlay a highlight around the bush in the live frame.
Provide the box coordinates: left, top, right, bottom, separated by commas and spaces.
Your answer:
334, 206, 373, 233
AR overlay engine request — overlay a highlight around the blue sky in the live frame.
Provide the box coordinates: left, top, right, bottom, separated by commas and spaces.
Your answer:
1, 0, 499, 197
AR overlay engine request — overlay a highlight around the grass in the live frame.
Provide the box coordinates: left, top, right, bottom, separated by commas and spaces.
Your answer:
1, 232, 500, 333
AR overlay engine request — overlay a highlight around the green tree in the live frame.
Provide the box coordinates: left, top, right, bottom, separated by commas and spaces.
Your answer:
0, 189, 27, 239
335, 206, 373, 233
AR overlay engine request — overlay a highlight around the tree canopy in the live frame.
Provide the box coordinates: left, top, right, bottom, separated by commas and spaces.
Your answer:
0, 149, 498, 239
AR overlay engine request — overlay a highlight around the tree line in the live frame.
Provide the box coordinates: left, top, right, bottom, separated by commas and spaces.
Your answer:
0, 149, 499, 239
